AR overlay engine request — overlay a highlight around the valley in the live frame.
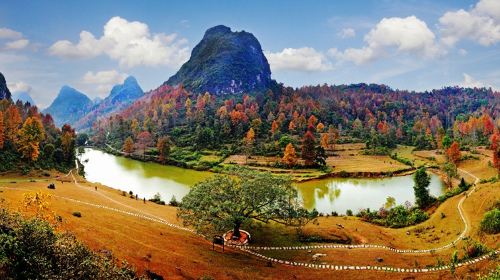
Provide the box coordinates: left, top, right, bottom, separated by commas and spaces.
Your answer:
1, 2, 499, 279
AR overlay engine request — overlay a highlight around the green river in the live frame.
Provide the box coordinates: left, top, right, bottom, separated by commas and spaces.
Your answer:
78, 148, 446, 214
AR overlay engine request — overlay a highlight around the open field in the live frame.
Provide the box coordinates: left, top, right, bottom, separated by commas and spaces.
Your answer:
223, 143, 413, 181
1, 147, 498, 279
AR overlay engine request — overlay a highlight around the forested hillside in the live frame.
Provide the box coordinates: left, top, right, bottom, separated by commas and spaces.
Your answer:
90, 83, 499, 167
0, 98, 76, 172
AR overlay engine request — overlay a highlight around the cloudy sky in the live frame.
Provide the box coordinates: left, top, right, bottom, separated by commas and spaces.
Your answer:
1, 0, 499, 108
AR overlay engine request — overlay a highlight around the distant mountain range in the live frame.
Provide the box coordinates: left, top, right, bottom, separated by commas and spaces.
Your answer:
12, 92, 36, 106
0, 72, 12, 100
165, 25, 273, 94
74, 76, 143, 130
43, 86, 94, 127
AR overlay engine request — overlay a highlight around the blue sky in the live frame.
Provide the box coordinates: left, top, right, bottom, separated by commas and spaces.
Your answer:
1, 0, 499, 108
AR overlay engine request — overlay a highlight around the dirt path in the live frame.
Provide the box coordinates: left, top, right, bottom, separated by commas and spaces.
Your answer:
1, 166, 495, 274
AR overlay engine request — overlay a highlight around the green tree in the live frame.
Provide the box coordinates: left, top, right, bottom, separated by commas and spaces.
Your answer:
178, 170, 317, 238
314, 146, 327, 166
443, 162, 457, 188
301, 130, 316, 166
442, 135, 452, 149
480, 208, 500, 234
413, 167, 432, 208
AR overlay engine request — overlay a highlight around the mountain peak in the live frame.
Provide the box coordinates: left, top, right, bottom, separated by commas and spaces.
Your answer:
204, 25, 232, 36
44, 86, 93, 127
165, 25, 273, 95
0, 72, 12, 100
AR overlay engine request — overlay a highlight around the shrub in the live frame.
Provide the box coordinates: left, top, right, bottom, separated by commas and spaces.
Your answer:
169, 195, 179, 207
346, 209, 353, 216
149, 192, 166, 205
47, 183, 55, 189
0, 208, 138, 279
72, 211, 82, 218
480, 208, 500, 234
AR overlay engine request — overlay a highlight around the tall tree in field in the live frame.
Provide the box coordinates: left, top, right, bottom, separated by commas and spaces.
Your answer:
301, 127, 316, 166
320, 134, 329, 150
0, 111, 4, 149
136, 131, 152, 158
244, 128, 255, 161
178, 170, 317, 238
413, 167, 432, 209
17, 117, 45, 161
282, 143, 297, 167
157, 136, 171, 164
490, 131, 500, 175
61, 124, 75, 163
446, 141, 461, 165
123, 136, 135, 154
327, 126, 337, 151
5, 104, 22, 143
443, 162, 457, 188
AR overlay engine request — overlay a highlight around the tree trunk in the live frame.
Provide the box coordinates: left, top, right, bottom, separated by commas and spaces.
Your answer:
233, 222, 241, 239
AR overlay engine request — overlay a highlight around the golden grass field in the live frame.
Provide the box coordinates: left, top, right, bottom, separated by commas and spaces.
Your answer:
0, 146, 498, 279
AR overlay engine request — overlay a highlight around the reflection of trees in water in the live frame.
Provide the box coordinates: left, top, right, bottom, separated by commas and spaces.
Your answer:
298, 182, 342, 210
316, 183, 341, 202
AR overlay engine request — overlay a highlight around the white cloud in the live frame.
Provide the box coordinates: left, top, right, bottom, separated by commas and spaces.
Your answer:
338, 28, 356, 38
439, 0, 500, 47
82, 70, 128, 95
0, 27, 22, 39
49, 16, 190, 68
458, 48, 468, 56
5, 39, 30, 50
331, 16, 442, 65
8, 81, 32, 93
265, 47, 333, 72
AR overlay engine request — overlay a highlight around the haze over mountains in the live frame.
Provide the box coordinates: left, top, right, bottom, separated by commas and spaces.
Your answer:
75, 76, 144, 130
43, 86, 94, 127
12, 92, 36, 106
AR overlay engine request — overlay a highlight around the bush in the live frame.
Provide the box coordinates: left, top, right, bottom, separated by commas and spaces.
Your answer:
72, 211, 82, 217
480, 208, 500, 234
47, 183, 55, 189
346, 209, 353, 216
169, 195, 179, 207
148, 192, 166, 205
0, 208, 139, 279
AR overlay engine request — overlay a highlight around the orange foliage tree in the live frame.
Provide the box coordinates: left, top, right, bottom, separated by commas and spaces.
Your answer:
17, 117, 45, 161
123, 136, 135, 154
157, 136, 171, 163
0, 111, 4, 149
446, 141, 461, 165
5, 104, 22, 143
282, 143, 297, 167
491, 132, 500, 174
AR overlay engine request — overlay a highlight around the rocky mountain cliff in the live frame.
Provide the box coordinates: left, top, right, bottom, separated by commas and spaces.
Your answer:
165, 25, 273, 94
0, 72, 12, 100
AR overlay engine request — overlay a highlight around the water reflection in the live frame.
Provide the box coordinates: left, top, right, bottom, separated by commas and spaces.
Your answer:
296, 175, 445, 214
79, 148, 445, 213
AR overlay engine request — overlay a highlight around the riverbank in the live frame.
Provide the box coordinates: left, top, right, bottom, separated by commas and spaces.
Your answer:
92, 143, 418, 182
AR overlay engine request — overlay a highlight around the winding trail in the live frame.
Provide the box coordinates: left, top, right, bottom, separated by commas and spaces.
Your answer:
1, 166, 497, 274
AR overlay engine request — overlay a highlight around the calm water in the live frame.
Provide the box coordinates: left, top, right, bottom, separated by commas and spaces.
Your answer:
79, 148, 445, 213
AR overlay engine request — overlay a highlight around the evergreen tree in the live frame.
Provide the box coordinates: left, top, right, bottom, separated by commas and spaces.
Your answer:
413, 167, 432, 208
